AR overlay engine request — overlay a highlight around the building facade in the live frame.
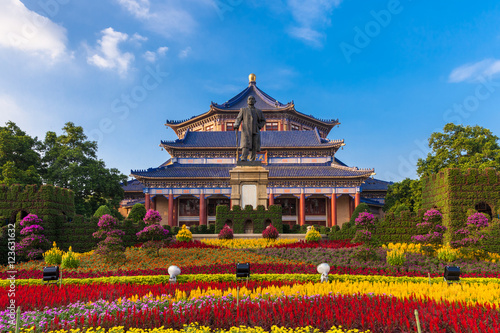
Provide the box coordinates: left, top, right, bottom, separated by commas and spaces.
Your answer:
124, 74, 389, 228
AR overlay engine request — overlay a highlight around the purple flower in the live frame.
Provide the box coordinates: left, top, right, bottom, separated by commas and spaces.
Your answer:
466, 212, 489, 229
137, 224, 169, 239
144, 209, 162, 224
97, 214, 118, 229
423, 209, 442, 222
355, 212, 376, 229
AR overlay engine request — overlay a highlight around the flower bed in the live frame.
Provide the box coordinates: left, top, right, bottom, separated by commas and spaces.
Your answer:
6, 293, 500, 333
4, 238, 500, 333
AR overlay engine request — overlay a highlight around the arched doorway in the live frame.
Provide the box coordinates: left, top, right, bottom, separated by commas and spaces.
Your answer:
224, 220, 233, 229
475, 202, 492, 218
244, 220, 253, 234
11, 210, 29, 223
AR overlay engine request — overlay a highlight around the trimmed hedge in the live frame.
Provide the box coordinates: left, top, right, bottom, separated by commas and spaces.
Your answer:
215, 205, 282, 234
422, 168, 500, 245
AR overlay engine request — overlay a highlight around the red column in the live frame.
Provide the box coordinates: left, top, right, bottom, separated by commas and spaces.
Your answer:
355, 191, 361, 208
168, 194, 173, 227
300, 193, 305, 226
173, 198, 178, 227
349, 196, 354, 218
269, 193, 274, 206
326, 198, 331, 228
199, 193, 206, 226
331, 193, 337, 227
145, 193, 150, 211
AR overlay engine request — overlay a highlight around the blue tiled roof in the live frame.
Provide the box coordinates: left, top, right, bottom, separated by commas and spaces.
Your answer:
122, 179, 144, 191
161, 129, 343, 148
131, 163, 373, 179
121, 198, 145, 207
360, 197, 384, 207
212, 82, 290, 110
361, 178, 393, 191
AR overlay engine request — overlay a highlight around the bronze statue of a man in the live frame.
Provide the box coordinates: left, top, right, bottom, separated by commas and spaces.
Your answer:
234, 95, 266, 161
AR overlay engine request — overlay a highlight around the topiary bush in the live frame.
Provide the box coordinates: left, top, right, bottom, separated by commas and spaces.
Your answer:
352, 212, 376, 245
451, 212, 490, 260
93, 205, 111, 218
128, 203, 147, 223
305, 226, 321, 242
176, 225, 193, 242
136, 209, 169, 256
411, 209, 446, 247
348, 203, 370, 227
351, 211, 378, 261
218, 224, 234, 240
262, 224, 279, 240
92, 214, 126, 264
16, 214, 50, 261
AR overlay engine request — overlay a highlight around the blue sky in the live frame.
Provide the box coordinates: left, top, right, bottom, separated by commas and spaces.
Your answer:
1, 0, 500, 183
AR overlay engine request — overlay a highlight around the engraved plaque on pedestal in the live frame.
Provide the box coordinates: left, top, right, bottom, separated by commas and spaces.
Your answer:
241, 184, 257, 209
229, 165, 269, 209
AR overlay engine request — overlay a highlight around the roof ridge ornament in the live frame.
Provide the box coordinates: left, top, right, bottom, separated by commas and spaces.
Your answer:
249, 73, 256, 84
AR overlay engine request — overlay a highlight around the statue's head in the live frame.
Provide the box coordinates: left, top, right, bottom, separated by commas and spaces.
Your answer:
247, 95, 256, 106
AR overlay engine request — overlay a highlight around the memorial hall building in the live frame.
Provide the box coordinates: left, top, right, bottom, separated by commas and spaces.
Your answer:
122, 74, 390, 228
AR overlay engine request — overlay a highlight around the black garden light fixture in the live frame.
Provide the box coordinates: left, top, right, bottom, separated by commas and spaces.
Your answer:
236, 263, 250, 278
42, 266, 60, 283
444, 266, 460, 283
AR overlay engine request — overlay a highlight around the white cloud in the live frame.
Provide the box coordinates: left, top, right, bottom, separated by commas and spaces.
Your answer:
143, 46, 168, 63
178, 46, 191, 59
116, 0, 202, 38
449, 58, 500, 83
130, 33, 148, 43
117, 0, 150, 19
286, 0, 342, 47
157, 46, 168, 56
143, 50, 157, 62
0, 0, 67, 60
87, 27, 135, 76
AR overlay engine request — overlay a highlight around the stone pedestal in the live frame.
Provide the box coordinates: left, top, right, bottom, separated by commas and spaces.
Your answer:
230, 165, 269, 209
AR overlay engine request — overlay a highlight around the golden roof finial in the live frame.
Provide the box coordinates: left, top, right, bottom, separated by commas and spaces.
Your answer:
249, 73, 256, 83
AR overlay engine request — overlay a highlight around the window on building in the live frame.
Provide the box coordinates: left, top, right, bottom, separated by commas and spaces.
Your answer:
179, 198, 200, 216
291, 124, 300, 131
275, 198, 297, 216
226, 122, 235, 131
305, 198, 326, 215
205, 125, 214, 131
207, 198, 230, 216
475, 202, 492, 218
266, 122, 278, 131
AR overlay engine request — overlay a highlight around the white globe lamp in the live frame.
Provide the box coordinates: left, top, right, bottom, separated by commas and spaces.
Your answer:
317, 263, 330, 283
168, 265, 181, 283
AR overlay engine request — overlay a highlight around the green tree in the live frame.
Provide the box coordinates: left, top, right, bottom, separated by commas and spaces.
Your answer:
93, 205, 112, 218
384, 178, 422, 213
417, 123, 500, 177
39, 122, 127, 216
0, 121, 41, 185
128, 203, 147, 223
